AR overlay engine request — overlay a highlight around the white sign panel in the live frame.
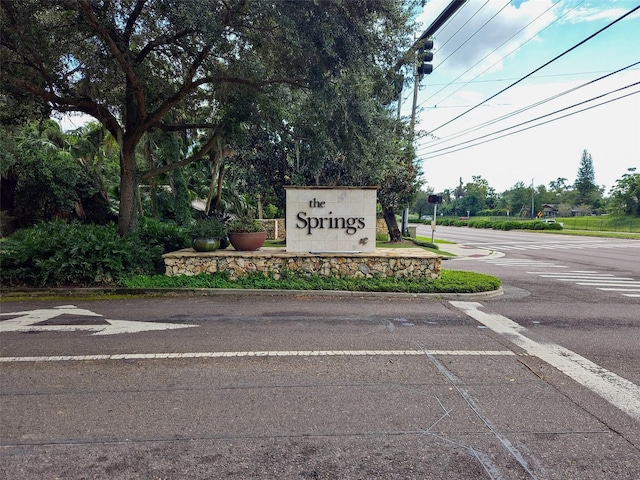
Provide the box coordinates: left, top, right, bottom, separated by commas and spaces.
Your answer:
285, 187, 377, 253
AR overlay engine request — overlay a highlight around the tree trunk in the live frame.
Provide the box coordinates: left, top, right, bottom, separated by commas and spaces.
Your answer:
383, 207, 402, 242
215, 163, 225, 212
117, 146, 138, 235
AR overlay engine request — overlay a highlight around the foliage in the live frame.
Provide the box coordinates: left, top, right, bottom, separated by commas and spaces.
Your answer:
409, 239, 439, 250
574, 149, 599, 205
122, 269, 501, 294
1, 121, 114, 227
608, 169, 640, 216
227, 215, 265, 233
136, 217, 191, 253
1, 0, 418, 235
412, 190, 435, 218
189, 217, 227, 239
434, 218, 563, 231
0, 221, 160, 287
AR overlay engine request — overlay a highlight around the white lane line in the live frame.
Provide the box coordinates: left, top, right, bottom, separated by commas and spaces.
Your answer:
598, 288, 640, 292
450, 301, 640, 421
533, 274, 618, 278
0, 350, 517, 363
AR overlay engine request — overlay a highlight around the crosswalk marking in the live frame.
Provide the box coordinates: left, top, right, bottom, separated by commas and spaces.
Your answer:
480, 258, 640, 299
479, 241, 639, 253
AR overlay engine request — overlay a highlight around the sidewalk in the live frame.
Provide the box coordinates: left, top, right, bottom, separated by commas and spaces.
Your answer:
438, 242, 496, 260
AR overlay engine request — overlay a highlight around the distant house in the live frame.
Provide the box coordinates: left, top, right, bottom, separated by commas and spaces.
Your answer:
541, 204, 559, 218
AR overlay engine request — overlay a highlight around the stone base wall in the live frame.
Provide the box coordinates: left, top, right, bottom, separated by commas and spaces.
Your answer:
163, 249, 441, 281
376, 218, 389, 240
258, 219, 285, 240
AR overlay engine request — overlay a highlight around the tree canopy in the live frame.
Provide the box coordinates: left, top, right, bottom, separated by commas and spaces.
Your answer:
2, 0, 418, 234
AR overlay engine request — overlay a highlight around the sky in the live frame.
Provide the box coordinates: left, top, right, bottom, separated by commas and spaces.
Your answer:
409, 0, 640, 195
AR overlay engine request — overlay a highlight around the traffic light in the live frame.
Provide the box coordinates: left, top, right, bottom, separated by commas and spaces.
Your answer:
428, 194, 442, 204
417, 38, 434, 77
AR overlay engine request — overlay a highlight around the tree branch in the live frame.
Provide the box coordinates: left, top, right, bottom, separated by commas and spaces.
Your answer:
7, 75, 122, 139
140, 130, 219, 180
77, 0, 147, 118
140, 42, 213, 130
135, 29, 194, 64
124, 0, 146, 38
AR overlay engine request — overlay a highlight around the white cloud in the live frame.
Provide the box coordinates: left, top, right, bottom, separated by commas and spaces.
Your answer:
419, 0, 559, 74
562, 6, 634, 24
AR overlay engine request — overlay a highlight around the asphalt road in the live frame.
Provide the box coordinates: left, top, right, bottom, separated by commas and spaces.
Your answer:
1, 229, 639, 479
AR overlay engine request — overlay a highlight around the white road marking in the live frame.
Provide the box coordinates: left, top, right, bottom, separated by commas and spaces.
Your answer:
450, 301, 640, 421
0, 350, 517, 363
477, 241, 640, 254
482, 259, 567, 267
534, 274, 618, 278
598, 288, 640, 292
522, 270, 640, 298
0, 305, 198, 335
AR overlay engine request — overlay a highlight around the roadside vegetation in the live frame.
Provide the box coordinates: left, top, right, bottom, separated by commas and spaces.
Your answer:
1, 3, 637, 297
410, 216, 640, 239
0, 220, 500, 294
122, 270, 500, 295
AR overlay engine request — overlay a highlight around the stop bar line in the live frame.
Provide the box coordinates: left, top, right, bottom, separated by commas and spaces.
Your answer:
0, 349, 518, 363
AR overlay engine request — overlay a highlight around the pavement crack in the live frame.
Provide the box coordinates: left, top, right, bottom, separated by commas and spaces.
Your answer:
418, 344, 542, 480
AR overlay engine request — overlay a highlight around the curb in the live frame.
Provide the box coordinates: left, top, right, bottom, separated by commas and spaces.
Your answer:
1, 286, 504, 301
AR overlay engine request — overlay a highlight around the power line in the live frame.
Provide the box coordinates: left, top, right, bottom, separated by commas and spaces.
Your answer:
416, 62, 640, 152
432, 0, 512, 75
423, 67, 640, 87
416, 0, 571, 110
425, 3, 640, 135
417, 84, 640, 160
434, 0, 490, 53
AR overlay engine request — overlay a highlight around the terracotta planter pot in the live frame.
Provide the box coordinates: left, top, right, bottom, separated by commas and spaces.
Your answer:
228, 231, 267, 251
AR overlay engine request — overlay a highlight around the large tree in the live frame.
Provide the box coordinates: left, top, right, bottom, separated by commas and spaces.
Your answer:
609, 168, 640, 216
2, 0, 415, 234
574, 149, 598, 206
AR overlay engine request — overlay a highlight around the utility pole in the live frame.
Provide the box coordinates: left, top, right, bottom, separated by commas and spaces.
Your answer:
401, 0, 467, 237
531, 178, 535, 218
408, 0, 467, 131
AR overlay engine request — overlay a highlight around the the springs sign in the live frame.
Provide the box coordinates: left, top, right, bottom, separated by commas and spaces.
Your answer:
285, 186, 377, 253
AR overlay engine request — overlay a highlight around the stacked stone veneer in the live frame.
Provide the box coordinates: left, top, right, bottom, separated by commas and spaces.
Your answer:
258, 219, 285, 240
163, 249, 441, 280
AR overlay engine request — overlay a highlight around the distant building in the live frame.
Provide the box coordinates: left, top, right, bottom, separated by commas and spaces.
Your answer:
541, 204, 559, 218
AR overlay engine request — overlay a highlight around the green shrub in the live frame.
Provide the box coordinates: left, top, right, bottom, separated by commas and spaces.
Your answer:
412, 239, 439, 250
188, 217, 226, 240
123, 269, 501, 294
502, 221, 522, 231
0, 220, 161, 287
468, 219, 493, 229
137, 217, 191, 253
